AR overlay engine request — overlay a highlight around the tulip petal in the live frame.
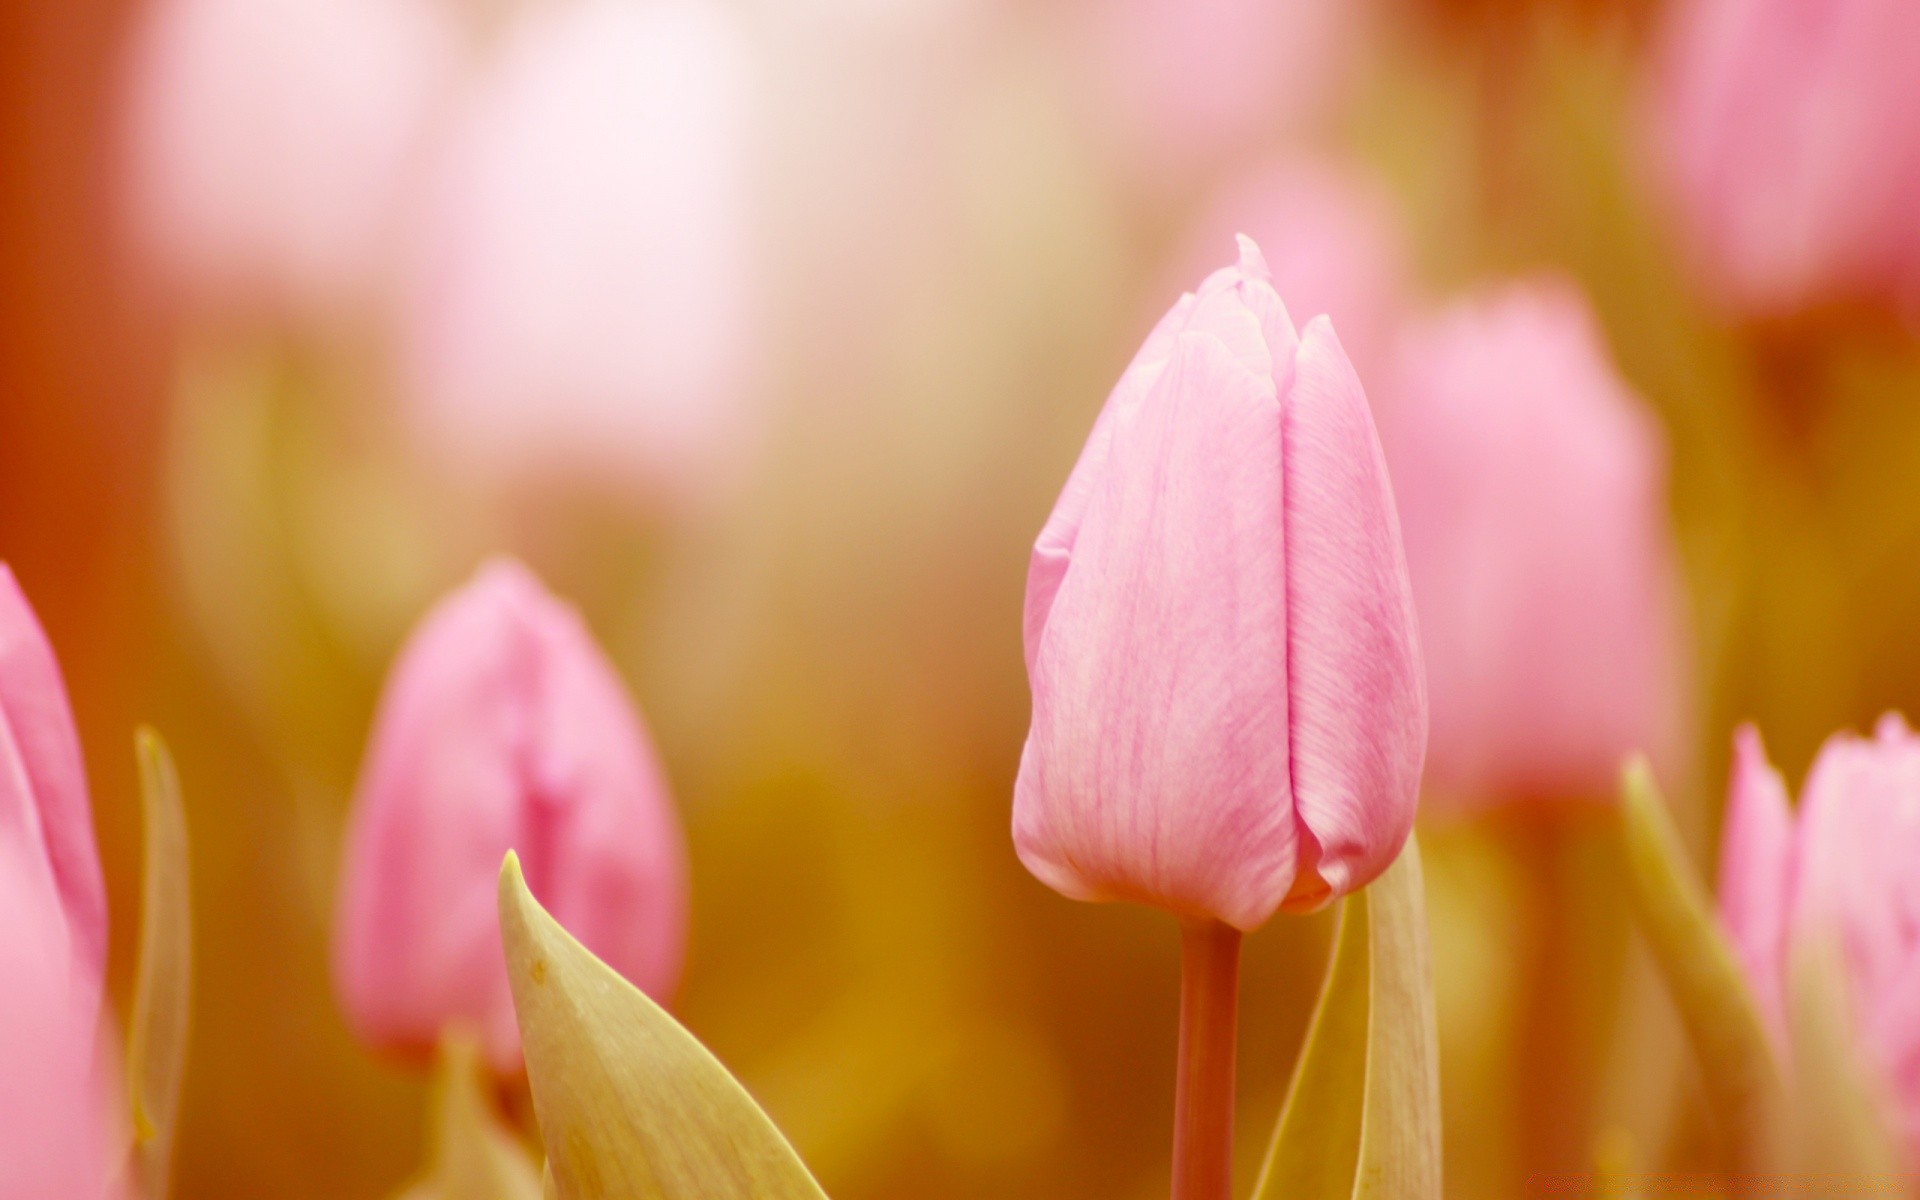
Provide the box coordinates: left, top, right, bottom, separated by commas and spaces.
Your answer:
0, 565, 106, 994
498, 854, 829, 1200
1278, 318, 1424, 909
1786, 937, 1905, 1178
1016, 329, 1298, 929
1618, 759, 1783, 1171
123, 728, 194, 1199
1254, 837, 1440, 1200
1716, 725, 1794, 1041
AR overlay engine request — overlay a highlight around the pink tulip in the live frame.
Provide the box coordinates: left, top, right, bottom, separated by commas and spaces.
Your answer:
1717, 717, 1920, 1152
1014, 236, 1426, 931
1163, 157, 1411, 381
1071, 0, 1365, 197
0, 566, 107, 1024
121, 0, 460, 323
1379, 282, 1687, 805
401, 0, 760, 507
333, 559, 688, 1072
0, 861, 122, 1200
1647, 0, 1920, 316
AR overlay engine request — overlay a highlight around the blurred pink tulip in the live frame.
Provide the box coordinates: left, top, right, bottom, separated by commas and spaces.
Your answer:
1648, 0, 1920, 316
0, 566, 107, 1025
1014, 237, 1426, 931
1717, 716, 1920, 1152
333, 559, 688, 1072
0, 862, 123, 1200
1380, 281, 1687, 805
1072, 0, 1366, 197
122, 0, 461, 323
1164, 157, 1412, 380
401, 0, 760, 507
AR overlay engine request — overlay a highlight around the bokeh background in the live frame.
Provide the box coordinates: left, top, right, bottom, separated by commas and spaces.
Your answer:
7, 0, 1920, 1195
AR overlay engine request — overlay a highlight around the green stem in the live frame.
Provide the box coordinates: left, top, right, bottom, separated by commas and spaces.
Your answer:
1172, 919, 1243, 1200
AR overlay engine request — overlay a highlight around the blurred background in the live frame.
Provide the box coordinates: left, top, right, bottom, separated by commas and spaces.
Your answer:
8, 0, 1920, 1195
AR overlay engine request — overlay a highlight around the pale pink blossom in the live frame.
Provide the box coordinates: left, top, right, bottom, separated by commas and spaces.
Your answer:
1014, 237, 1426, 930
333, 559, 688, 1072
0, 566, 107, 1024
401, 0, 760, 506
1379, 282, 1687, 805
1647, 0, 1920, 316
1717, 717, 1920, 1153
122, 0, 461, 322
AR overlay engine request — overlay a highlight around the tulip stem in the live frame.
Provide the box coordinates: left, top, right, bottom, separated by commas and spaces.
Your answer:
1172, 918, 1242, 1200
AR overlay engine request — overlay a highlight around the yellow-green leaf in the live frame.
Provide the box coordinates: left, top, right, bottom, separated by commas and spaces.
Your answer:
1616, 759, 1781, 1169
1253, 836, 1441, 1200
497, 853, 830, 1200
396, 1034, 542, 1200
124, 728, 193, 1199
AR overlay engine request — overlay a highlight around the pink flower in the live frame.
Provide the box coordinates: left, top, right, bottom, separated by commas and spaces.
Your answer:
1647, 0, 1920, 316
0, 862, 122, 1200
1379, 281, 1687, 805
0, 566, 107, 1025
1716, 717, 1920, 1153
1070, 0, 1365, 197
400, 0, 760, 507
1162, 157, 1411, 381
333, 559, 688, 1073
1014, 237, 1426, 930
121, 0, 460, 323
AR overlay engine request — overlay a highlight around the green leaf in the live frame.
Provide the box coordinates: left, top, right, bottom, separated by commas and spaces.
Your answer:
124, 728, 193, 1199
1616, 758, 1782, 1170
497, 853, 830, 1200
396, 1034, 542, 1200
1253, 836, 1441, 1200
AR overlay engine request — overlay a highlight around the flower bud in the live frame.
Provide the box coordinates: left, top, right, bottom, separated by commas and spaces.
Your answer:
1716, 716, 1920, 1152
122, 0, 460, 323
333, 559, 688, 1073
1379, 282, 1688, 805
1647, 0, 1920, 316
400, 0, 760, 507
0, 566, 107, 1023
1014, 237, 1426, 930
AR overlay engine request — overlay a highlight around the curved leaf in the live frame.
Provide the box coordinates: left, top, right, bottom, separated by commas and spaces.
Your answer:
1616, 759, 1782, 1169
497, 853, 830, 1200
125, 728, 193, 1198
1253, 836, 1440, 1200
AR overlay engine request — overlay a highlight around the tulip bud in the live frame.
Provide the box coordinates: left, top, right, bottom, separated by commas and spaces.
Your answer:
1014, 237, 1426, 931
121, 0, 460, 323
400, 0, 760, 508
1715, 716, 1920, 1154
0, 862, 122, 1200
1647, 0, 1920, 316
333, 559, 688, 1073
1379, 281, 1688, 806
0, 566, 108, 1024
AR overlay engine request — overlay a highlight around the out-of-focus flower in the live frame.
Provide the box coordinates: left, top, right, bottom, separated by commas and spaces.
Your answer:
333, 558, 688, 1073
1716, 717, 1920, 1152
121, 0, 461, 324
1647, 0, 1920, 316
1163, 157, 1412, 379
1014, 237, 1426, 931
401, 0, 760, 508
1380, 281, 1686, 805
0, 566, 107, 1024
0, 862, 123, 1200
1069, 0, 1366, 197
